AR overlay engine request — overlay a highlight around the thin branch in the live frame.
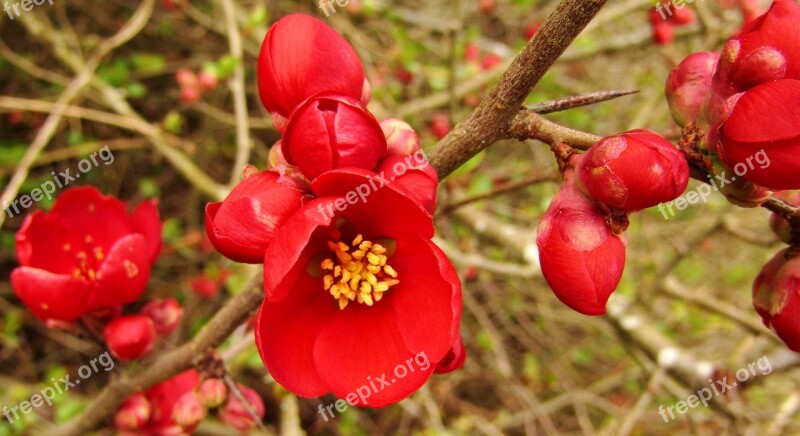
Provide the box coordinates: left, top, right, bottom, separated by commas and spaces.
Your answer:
427, 0, 608, 179
54, 275, 264, 436
0, 0, 156, 231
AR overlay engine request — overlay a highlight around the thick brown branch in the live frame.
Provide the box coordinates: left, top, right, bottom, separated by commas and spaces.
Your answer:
427, 0, 608, 179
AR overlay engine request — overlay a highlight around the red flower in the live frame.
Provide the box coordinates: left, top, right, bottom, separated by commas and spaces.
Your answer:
219, 385, 265, 432
257, 14, 367, 118
706, 0, 800, 122
712, 79, 800, 190
281, 94, 387, 180
104, 315, 156, 361
652, 21, 675, 45
576, 129, 689, 211
375, 154, 439, 214
205, 166, 309, 263
666, 52, 720, 127
117, 370, 202, 434
11, 187, 162, 322
753, 249, 800, 351
254, 169, 461, 407
537, 169, 626, 315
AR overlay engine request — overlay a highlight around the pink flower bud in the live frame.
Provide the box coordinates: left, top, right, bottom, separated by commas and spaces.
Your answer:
434, 336, 466, 374
430, 114, 452, 140
115, 394, 152, 430
380, 119, 421, 157
140, 298, 184, 336
576, 129, 689, 211
652, 22, 675, 45
175, 68, 198, 89
197, 378, 228, 408
282, 94, 387, 180
219, 385, 265, 432
104, 315, 156, 361
537, 168, 626, 315
180, 86, 201, 104
753, 249, 800, 351
198, 70, 219, 91
172, 392, 207, 428
666, 52, 719, 127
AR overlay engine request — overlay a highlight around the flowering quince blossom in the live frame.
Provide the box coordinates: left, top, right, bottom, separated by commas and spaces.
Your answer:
116, 370, 201, 435
11, 186, 162, 323
753, 249, 800, 352
281, 93, 387, 180
205, 166, 310, 264
575, 129, 689, 212
254, 169, 461, 407
537, 167, 627, 316
665, 51, 720, 127
257, 14, 370, 126
704, 0, 800, 190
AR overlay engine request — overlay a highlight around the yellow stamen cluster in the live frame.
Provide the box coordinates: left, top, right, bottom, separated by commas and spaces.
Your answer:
70, 236, 104, 281
321, 234, 399, 310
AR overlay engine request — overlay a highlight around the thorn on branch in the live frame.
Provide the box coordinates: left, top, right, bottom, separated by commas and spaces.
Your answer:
526, 89, 639, 114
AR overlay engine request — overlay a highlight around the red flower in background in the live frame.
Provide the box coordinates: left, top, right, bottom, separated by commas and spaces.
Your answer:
576, 129, 689, 211
219, 385, 265, 431
537, 168, 627, 315
255, 169, 461, 407
116, 370, 202, 435
205, 166, 309, 264
282, 94, 387, 180
257, 14, 368, 120
103, 315, 156, 361
11, 187, 162, 322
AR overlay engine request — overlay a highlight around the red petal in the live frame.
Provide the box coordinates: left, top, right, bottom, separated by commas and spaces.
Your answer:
313, 300, 435, 407
130, 199, 163, 264
11, 267, 90, 322
434, 336, 467, 374
49, 186, 132, 254
89, 234, 151, 311
723, 79, 800, 143
263, 198, 336, 301
310, 168, 434, 240
389, 238, 461, 363
254, 274, 336, 397
15, 211, 75, 274
257, 14, 365, 117
375, 155, 439, 214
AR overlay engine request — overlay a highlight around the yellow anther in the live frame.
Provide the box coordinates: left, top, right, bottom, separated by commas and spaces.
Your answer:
320, 234, 400, 310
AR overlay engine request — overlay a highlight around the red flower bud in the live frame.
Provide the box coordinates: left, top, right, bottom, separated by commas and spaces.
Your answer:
753, 249, 800, 351
670, 7, 695, 25
104, 315, 156, 361
375, 154, 438, 214
430, 113, 452, 140
282, 94, 387, 180
380, 118, 421, 157
172, 392, 207, 428
480, 53, 502, 71
197, 378, 228, 408
205, 169, 308, 263
140, 298, 183, 336
576, 129, 689, 211
219, 385, 265, 432
115, 394, 151, 431
524, 22, 541, 40
257, 14, 366, 118
712, 80, 800, 190
652, 22, 675, 45
537, 169, 626, 315
434, 336, 466, 374
769, 191, 800, 243
465, 42, 479, 62
198, 70, 218, 91
175, 68, 198, 89
666, 52, 719, 127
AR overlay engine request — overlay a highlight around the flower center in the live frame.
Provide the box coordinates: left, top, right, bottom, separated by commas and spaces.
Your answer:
68, 235, 105, 281
320, 234, 399, 310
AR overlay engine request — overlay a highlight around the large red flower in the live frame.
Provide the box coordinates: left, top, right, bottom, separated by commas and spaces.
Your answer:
257, 14, 368, 119
254, 169, 461, 407
205, 166, 310, 263
11, 186, 162, 322
713, 79, 800, 190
